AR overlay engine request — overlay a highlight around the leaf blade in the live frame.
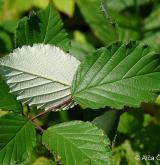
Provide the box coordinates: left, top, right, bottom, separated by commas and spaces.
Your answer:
42, 121, 112, 165
72, 41, 160, 109
0, 44, 80, 110
0, 77, 22, 112
76, 0, 118, 44
0, 114, 36, 165
15, 4, 70, 52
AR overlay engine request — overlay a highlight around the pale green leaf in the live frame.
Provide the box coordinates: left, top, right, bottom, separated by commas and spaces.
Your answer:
0, 114, 36, 165
113, 140, 141, 165
6, 0, 48, 12
143, 32, 160, 51
0, 0, 4, 10
143, 5, 160, 51
33, 157, 55, 165
76, 0, 118, 44
15, 4, 70, 52
144, 5, 160, 31
73, 30, 87, 44
0, 44, 80, 110
42, 121, 112, 165
72, 41, 160, 109
52, 0, 75, 17
0, 77, 22, 112
118, 109, 144, 135
0, 0, 49, 20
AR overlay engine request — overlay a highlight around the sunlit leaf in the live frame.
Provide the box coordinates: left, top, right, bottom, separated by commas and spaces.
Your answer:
0, 44, 80, 110
43, 121, 112, 165
72, 41, 160, 109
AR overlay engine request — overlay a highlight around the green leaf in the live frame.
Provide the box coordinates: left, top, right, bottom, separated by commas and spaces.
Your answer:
132, 124, 160, 154
143, 32, 160, 51
15, 4, 70, 52
70, 41, 95, 62
33, 157, 55, 165
113, 140, 141, 165
52, 0, 75, 17
106, 0, 150, 11
144, 5, 160, 31
92, 110, 120, 141
0, 0, 49, 20
0, 20, 17, 55
0, 0, 4, 12
0, 114, 36, 165
0, 31, 13, 55
72, 41, 160, 109
0, 77, 22, 112
42, 121, 112, 165
76, 0, 118, 44
0, 44, 80, 110
143, 5, 160, 51
118, 108, 144, 135
109, 10, 139, 41
0, 20, 17, 33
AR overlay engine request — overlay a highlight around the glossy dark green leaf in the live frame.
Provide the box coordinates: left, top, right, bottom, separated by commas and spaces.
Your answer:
72, 41, 160, 109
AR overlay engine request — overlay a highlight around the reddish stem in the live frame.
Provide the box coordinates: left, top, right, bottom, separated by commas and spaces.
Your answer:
31, 97, 72, 121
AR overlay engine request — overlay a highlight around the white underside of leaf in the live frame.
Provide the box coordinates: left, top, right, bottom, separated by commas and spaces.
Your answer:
0, 44, 80, 110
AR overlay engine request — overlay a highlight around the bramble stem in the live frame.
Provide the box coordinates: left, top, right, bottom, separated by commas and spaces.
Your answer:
31, 97, 72, 121
32, 120, 44, 133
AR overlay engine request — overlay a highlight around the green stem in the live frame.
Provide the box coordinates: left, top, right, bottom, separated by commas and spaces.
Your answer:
59, 111, 70, 122
32, 120, 44, 133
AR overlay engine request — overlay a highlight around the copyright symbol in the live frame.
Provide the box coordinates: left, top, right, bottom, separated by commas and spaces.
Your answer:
135, 155, 140, 160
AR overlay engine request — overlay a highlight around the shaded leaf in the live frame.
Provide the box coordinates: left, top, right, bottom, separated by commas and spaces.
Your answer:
144, 5, 160, 31
15, 4, 70, 52
106, 0, 150, 12
70, 40, 95, 62
0, 77, 22, 112
132, 124, 160, 154
118, 109, 144, 135
0, 114, 36, 165
76, 0, 118, 44
92, 110, 120, 141
113, 140, 141, 165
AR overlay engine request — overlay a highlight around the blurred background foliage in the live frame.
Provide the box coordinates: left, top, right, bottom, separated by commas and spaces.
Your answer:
0, 0, 160, 165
